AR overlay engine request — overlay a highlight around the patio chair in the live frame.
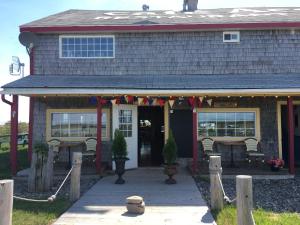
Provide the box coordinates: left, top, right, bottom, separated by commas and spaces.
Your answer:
244, 138, 265, 163
83, 138, 97, 162
201, 137, 221, 161
47, 139, 61, 163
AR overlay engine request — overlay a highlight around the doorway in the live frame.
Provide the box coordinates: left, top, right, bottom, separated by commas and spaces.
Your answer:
281, 105, 300, 166
138, 107, 164, 167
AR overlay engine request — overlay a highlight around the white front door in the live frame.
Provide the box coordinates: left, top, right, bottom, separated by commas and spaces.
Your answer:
112, 104, 138, 169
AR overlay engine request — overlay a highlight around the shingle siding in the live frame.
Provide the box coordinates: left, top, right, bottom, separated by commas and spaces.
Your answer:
34, 30, 300, 76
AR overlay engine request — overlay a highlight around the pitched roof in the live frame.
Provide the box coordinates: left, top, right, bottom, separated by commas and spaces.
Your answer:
20, 7, 300, 32
2, 74, 300, 90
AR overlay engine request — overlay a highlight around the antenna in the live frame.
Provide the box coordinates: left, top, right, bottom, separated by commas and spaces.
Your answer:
142, 4, 149, 11
18, 31, 38, 54
9, 56, 25, 77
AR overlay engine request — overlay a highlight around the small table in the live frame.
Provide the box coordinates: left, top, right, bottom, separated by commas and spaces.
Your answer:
59, 142, 84, 169
218, 140, 245, 168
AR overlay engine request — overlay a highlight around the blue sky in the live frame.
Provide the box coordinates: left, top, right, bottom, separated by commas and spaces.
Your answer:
1, 0, 300, 124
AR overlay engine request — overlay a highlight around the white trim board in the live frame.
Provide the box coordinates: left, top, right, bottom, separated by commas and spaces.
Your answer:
2, 88, 300, 96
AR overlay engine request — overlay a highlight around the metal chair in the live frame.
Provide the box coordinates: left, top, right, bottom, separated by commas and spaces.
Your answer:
83, 138, 97, 162
244, 138, 265, 163
47, 139, 61, 163
201, 137, 221, 160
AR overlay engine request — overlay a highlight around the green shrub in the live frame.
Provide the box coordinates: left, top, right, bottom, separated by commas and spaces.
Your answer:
111, 129, 128, 159
163, 130, 177, 165
33, 142, 48, 156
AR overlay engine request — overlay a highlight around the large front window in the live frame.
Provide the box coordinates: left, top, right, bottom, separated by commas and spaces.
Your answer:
198, 110, 257, 138
60, 36, 115, 58
48, 110, 109, 140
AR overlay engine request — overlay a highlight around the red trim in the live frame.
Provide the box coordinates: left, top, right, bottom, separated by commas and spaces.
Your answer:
96, 97, 102, 174
11, 95, 19, 176
20, 22, 300, 33
287, 97, 295, 175
28, 48, 34, 162
192, 109, 198, 174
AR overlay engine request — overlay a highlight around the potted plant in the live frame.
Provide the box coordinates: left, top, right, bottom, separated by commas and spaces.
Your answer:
111, 129, 129, 184
267, 158, 284, 172
163, 130, 178, 184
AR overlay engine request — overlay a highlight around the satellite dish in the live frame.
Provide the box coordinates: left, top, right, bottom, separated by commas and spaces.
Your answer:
19, 32, 38, 54
9, 56, 25, 77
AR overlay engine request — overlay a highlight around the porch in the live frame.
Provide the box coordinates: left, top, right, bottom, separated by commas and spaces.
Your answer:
1, 74, 300, 176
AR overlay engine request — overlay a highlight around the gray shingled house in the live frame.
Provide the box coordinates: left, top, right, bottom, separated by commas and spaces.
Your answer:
2, 0, 300, 174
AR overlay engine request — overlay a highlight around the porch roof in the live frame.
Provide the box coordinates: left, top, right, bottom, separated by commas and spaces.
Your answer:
2, 74, 300, 96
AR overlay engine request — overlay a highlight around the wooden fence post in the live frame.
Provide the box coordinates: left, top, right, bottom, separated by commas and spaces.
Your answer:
236, 175, 255, 225
70, 152, 82, 202
0, 180, 14, 225
209, 156, 223, 210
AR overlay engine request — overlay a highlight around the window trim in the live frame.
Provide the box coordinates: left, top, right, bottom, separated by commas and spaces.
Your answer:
196, 108, 260, 141
223, 31, 240, 43
59, 35, 115, 59
46, 108, 110, 141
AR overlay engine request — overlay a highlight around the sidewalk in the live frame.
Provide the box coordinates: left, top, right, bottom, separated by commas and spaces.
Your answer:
53, 168, 216, 225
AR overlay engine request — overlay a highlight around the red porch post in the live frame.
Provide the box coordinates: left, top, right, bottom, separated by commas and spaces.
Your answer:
287, 97, 295, 174
28, 49, 34, 162
192, 108, 198, 173
1, 94, 18, 175
96, 97, 102, 174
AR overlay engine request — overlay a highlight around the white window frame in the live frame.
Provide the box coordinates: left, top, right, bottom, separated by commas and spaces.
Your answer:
197, 108, 260, 141
223, 31, 240, 43
46, 108, 110, 141
59, 35, 115, 59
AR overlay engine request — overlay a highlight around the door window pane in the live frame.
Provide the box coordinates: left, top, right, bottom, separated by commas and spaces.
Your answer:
119, 110, 132, 137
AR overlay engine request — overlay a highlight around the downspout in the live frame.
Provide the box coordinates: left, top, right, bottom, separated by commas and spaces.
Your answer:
1, 94, 19, 175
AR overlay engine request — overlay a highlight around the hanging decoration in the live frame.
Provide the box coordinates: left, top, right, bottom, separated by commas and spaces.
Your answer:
199, 96, 204, 104
188, 97, 196, 109
207, 99, 213, 107
152, 98, 158, 106
111, 97, 120, 105
168, 99, 175, 108
125, 95, 134, 104
148, 97, 154, 106
89, 96, 97, 105
138, 97, 144, 105
143, 97, 148, 105
158, 98, 165, 107
99, 98, 107, 105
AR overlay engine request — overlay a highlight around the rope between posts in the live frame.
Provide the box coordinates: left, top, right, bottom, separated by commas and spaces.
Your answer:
216, 172, 236, 204
13, 166, 74, 203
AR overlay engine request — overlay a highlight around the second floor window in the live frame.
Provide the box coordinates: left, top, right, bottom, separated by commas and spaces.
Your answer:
60, 36, 114, 58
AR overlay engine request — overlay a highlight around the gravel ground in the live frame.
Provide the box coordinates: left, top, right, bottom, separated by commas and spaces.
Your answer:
195, 175, 300, 213
13, 175, 100, 200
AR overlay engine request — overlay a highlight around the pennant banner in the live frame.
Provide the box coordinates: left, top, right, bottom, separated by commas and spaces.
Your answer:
188, 97, 196, 109
168, 99, 175, 108
138, 97, 144, 105
207, 99, 213, 107
158, 98, 165, 107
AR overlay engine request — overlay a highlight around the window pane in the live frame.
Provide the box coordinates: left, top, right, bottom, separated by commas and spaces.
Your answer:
119, 110, 132, 137
50, 112, 107, 138
198, 111, 256, 138
61, 36, 114, 58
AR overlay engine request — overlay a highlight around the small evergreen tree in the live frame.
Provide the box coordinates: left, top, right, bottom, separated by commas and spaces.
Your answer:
163, 130, 177, 165
111, 129, 128, 159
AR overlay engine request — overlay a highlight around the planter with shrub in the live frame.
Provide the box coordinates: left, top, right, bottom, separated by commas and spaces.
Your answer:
163, 131, 178, 184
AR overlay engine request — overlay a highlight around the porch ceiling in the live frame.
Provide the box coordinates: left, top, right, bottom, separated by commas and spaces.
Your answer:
2, 74, 300, 96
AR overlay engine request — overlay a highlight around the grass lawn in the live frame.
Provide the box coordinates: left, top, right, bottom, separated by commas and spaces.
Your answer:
0, 143, 71, 225
212, 205, 300, 225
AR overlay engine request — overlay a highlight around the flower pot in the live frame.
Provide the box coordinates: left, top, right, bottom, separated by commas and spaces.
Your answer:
114, 158, 127, 184
164, 164, 178, 184
270, 165, 280, 172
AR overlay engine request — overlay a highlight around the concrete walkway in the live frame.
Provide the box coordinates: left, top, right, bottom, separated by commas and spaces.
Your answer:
53, 168, 216, 225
